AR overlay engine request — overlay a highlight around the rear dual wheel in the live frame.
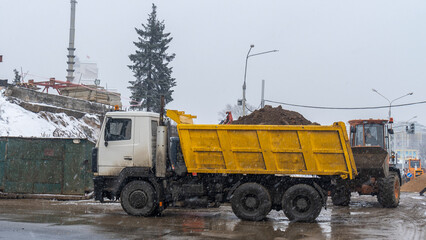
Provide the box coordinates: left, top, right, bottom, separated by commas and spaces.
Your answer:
231, 183, 272, 221
282, 184, 322, 222
331, 184, 351, 206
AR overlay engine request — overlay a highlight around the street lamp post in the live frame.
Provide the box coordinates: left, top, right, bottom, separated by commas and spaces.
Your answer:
242, 45, 254, 117
406, 116, 417, 123
372, 89, 413, 120
242, 45, 278, 116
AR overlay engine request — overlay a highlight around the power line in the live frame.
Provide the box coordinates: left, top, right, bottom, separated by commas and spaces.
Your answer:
245, 103, 262, 113
264, 99, 426, 110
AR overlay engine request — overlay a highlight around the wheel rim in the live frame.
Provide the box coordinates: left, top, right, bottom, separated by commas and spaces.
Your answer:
129, 190, 148, 209
242, 194, 259, 211
293, 196, 310, 213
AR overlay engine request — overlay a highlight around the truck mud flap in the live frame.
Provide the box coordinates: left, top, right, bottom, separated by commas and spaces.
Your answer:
226, 180, 242, 201
313, 182, 327, 209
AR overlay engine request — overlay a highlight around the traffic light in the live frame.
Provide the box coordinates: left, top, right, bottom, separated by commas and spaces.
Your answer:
410, 123, 415, 134
406, 123, 415, 134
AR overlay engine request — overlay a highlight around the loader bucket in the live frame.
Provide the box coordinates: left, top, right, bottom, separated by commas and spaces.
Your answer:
351, 147, 389, 178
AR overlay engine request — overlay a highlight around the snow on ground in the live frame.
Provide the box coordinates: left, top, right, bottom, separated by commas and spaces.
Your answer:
0, 89, 100, 142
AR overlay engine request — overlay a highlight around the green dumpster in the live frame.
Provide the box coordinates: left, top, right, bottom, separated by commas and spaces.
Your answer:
0, 137, 94, 195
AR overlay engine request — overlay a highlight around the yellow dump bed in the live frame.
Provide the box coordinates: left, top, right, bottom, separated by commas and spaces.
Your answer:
167, 110, 357, 179
176, 123, 356, 179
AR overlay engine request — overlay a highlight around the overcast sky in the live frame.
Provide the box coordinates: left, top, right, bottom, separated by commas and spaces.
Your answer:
1, 0, 425, 125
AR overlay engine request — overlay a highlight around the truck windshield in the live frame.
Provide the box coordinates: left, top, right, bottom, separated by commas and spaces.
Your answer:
354, 123, 384, 148
105, 118, 132, 141
410, 160, 420, 168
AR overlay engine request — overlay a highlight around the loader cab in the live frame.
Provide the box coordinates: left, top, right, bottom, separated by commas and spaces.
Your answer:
407, 158, 421, 169
405, 158, 423, 180
348, 119, 390, 150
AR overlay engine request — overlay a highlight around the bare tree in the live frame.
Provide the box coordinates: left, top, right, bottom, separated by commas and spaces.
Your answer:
218, 103, 256, 122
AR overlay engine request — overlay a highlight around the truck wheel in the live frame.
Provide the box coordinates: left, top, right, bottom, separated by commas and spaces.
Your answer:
331, 184, 351, 206
231, 183, 271, 221
120, 181, 158, 216
377, 172, 400, 208
282, 184, 322, 222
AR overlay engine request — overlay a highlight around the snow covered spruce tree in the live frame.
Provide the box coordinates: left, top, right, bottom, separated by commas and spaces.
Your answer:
128, 4, 176, 112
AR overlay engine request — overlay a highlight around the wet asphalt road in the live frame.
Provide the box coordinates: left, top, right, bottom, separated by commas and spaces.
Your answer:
0, 193, 425, 240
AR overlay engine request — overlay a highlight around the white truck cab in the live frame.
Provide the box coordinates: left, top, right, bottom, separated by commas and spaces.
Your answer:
94, 111, 159, 177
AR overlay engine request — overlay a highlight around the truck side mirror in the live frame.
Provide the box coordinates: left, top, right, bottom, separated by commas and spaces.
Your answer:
350, 126, 356, 133
388, 129, 394, 134
104, 117, 112, 147
104, 133, 111, 147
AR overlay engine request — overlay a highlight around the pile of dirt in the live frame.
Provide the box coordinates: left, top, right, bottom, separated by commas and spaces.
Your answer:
401, 173, 426, 192
233, 105, 317, 125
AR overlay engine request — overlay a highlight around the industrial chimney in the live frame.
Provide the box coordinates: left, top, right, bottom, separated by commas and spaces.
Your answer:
66, 0, 77, 82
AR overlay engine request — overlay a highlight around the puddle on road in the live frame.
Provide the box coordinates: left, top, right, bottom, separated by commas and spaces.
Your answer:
1, 194, 425, 239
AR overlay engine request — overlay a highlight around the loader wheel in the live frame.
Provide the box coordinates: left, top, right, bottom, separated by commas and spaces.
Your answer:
282, 184, 322, 222
377, 172, 400, 208
231, 183, 272, 221
331, 184, 351, 206
121, 181, 158, 216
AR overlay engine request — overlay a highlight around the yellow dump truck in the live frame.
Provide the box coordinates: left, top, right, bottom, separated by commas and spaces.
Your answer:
93, 110, 357, 222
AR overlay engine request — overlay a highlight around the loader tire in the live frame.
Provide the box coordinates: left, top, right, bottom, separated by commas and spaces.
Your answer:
231, 183, 272, 221
282, 184, 322, 222
121, 180, 158, 216
331, 184, 351, 206
377, 172, 400, 208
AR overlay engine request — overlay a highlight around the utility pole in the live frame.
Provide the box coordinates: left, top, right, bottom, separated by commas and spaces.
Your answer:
66, 0, 77, 82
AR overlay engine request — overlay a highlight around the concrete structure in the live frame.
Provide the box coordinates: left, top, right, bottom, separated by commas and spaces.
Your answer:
60, 85, 122, 107
4, 86, 111, 117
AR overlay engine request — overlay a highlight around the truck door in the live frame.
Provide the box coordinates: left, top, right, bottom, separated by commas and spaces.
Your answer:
98, 117, 134, 175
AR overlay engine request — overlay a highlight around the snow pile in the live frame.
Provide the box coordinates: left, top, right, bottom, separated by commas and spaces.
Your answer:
0, 90, 100, 142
